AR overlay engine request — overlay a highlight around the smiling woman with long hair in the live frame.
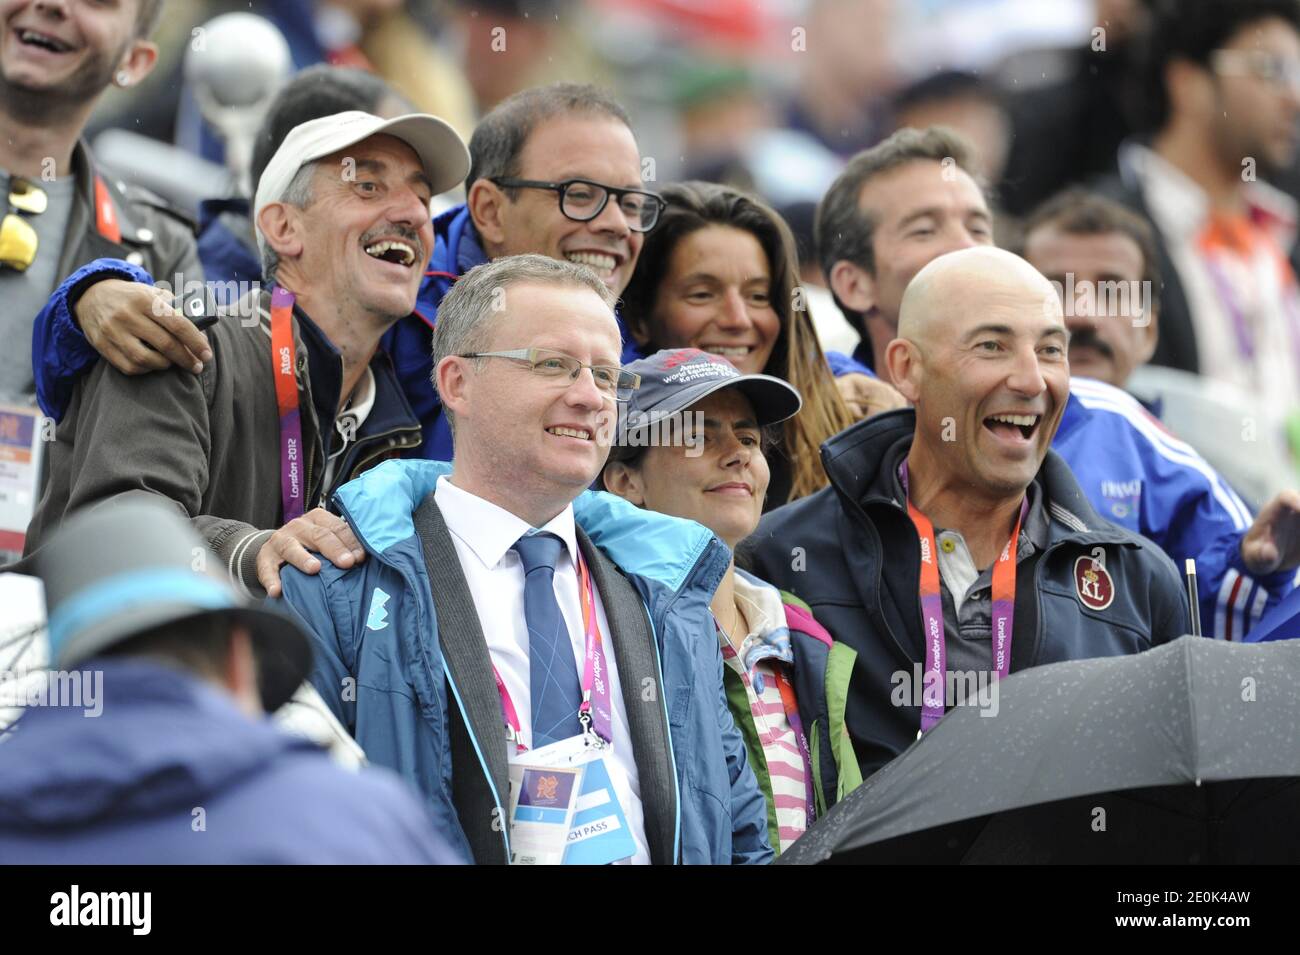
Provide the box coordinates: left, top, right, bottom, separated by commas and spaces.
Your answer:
620, 181, 856, 506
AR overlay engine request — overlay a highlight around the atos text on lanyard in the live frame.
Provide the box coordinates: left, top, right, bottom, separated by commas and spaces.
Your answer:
270, 287, 305, 523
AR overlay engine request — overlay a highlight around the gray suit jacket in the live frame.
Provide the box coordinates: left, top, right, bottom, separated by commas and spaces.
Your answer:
413, 493, 679, 864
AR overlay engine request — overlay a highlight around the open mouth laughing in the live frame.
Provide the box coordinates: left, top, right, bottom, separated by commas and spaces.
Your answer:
363, 239, 418, 268
982, 412, 1042, 445
16, 28, 75, 54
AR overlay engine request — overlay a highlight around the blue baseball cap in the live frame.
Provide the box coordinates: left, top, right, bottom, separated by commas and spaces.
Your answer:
618, 348, 802, 439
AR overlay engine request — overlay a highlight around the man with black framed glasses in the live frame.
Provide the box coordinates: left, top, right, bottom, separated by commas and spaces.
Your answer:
271, 253, 771, 865
485, 178, 667, 235
386, 80, 658, 461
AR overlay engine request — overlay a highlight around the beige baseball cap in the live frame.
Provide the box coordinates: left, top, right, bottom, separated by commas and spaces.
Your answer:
253, 110, 470, 256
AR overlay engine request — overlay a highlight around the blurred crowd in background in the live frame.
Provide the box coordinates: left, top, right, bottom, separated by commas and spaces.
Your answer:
78, 0, 1300, 494
93, 0, 1147, 270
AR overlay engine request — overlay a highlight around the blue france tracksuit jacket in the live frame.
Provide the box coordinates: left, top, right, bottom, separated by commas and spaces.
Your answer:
1057, 377, 1293, 640
269, 459, 772, 865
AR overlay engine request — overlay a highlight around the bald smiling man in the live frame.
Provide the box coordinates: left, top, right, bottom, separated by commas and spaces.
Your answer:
743, 247, 1190, 778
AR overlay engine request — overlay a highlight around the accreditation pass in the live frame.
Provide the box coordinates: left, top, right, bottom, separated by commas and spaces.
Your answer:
507, 759, 582, 865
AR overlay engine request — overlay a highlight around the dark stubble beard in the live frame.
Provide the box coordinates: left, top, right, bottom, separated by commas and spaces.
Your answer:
0, 34, 127, 126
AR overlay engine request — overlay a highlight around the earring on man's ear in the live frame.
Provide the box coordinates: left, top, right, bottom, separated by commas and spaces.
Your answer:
115, 71, 131, 87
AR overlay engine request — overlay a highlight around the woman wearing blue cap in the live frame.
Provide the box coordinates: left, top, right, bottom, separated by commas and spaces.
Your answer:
602, 347, 862, 855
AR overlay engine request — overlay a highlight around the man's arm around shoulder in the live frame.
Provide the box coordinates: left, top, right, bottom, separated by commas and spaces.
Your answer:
25, 342, 273, 596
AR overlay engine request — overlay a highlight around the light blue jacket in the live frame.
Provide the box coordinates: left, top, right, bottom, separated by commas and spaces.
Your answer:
271, 459, 772, 865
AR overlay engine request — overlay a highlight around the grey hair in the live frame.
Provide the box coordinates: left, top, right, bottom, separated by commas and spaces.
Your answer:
431, 253, 619, 438
259, 161, 319, 285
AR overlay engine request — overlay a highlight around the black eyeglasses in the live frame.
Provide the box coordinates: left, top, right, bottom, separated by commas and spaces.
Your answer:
490, 177, 666, 233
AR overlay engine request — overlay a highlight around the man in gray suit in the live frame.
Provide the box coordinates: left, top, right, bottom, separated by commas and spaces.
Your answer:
274, 253, 771, 864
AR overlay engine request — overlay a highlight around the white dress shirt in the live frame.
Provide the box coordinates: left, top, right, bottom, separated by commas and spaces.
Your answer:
1124, 142, 1300, 415
434, 476, 651, 865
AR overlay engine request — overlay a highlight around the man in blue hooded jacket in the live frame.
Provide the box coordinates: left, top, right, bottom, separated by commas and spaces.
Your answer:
272, 253, 771, 865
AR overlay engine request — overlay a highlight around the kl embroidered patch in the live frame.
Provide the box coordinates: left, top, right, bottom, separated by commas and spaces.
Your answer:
1073, 555, 1114, 611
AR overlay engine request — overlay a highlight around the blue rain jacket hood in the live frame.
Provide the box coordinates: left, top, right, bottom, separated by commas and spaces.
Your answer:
0, 659, 459, 863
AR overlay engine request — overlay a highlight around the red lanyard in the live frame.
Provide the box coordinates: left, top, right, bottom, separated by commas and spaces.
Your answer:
92, 175, 121, 243
772, 668, 816, 823
270, 287, 305, 522
900, 462, 1025, 733
493, 547, 613, 752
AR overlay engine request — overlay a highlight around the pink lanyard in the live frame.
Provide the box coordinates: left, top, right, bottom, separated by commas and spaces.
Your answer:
493, 548, 613, 752
900, 462, 1025, 733
270, 286, 305, 522
1201, 223, 1300, 375
1202, 253, 1256, 361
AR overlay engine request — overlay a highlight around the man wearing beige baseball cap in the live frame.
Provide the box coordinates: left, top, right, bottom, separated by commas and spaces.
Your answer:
24, 111, 470, 600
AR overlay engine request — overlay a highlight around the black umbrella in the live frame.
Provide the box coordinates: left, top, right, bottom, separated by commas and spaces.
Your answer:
780, 636, 1300, 864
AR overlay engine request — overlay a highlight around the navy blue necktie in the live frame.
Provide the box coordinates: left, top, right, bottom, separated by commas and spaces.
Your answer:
513, 532, 582, 747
